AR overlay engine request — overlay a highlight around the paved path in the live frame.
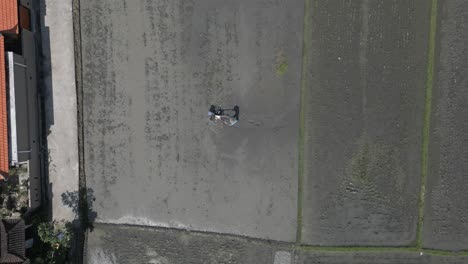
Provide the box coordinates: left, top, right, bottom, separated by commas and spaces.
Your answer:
40, 0, 79, 222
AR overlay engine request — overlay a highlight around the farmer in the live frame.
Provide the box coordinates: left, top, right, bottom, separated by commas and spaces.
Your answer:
208, 105, 239, 126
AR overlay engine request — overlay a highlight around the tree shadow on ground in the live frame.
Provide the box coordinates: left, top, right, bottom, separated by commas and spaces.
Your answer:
61, 187, 97, 231
61, 188, 97, 263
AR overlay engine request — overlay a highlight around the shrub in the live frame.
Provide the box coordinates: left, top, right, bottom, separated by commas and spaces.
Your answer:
37, 220, 73, 263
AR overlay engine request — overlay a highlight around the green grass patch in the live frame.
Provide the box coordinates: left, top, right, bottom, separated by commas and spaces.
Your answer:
297, 246, 417, 253
422, 249, 456, 256
275, 49, 288, 76
294, 245, 468, 257
416, 0, 438, 249
421, 249, 468, 256
296, 0, 311, 245
277, 60, 288, 76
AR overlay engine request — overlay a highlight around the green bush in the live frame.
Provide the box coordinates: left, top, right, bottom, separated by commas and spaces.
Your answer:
0, 171, 29, 217
37, 220, 73, 264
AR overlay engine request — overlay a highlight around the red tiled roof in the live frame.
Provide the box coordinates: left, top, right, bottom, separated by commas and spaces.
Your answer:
0, 0, 19, 34
0, 35, 8, 179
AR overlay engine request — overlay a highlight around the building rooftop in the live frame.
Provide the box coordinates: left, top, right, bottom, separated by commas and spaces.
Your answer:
0, 0, 19, 179
0, 0, 19, 34
0, 35, 8, 180
0, 219, 27, 263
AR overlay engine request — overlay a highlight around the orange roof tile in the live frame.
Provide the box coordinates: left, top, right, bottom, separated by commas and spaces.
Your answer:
0, 0, 19, 34
0, 35, 8, 179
